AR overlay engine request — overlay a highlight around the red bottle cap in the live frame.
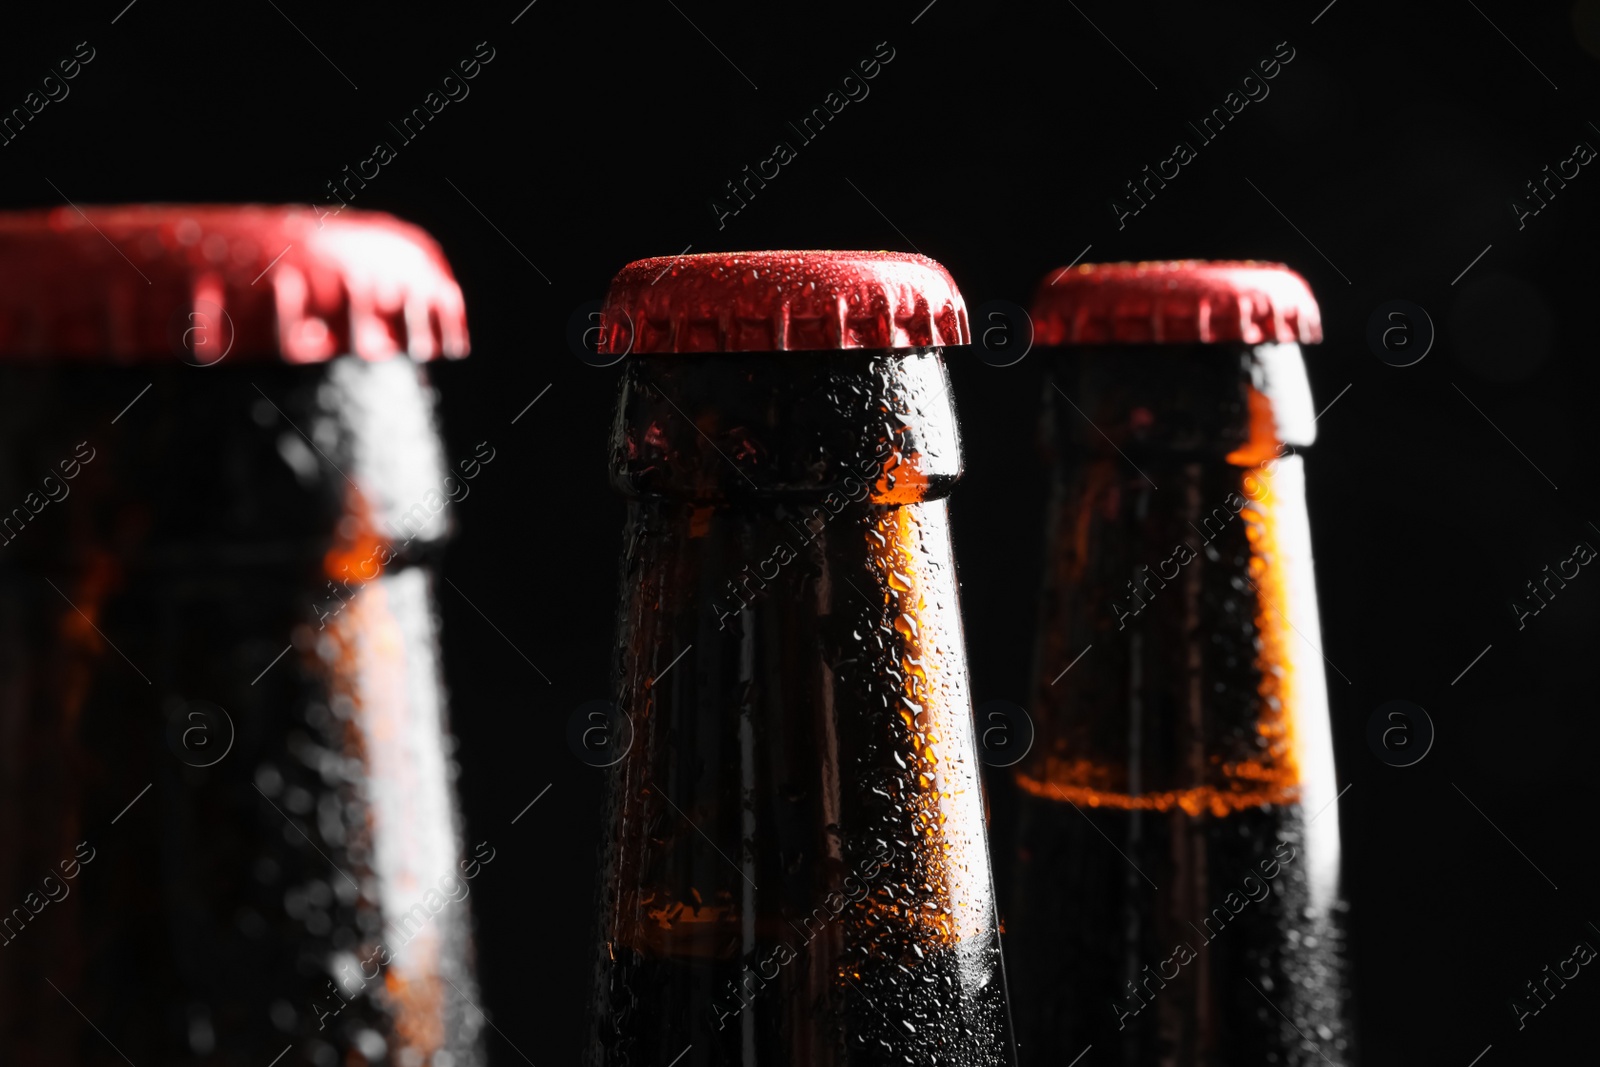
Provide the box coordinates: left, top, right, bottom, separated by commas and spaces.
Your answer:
0, 205, 469, 364
1030, 260, 1322, 346
599, 250, 969, 355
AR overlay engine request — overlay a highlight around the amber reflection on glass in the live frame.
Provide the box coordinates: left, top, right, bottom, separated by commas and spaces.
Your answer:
1014, 384, 1305, 817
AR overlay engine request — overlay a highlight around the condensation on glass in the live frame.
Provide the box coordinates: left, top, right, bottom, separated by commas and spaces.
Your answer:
0, 206, 487, 1067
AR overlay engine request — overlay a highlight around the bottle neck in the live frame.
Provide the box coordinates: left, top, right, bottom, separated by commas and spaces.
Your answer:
0, 357, 457, 571
1040, 341, 1316, 460
609, 349, 961, 505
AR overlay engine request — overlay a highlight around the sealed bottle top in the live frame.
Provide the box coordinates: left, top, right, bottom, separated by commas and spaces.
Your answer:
1030, 260, 1323, 457
1030, 259, 1322, 346
603, 250, 969, 502
0, 204, 469, 364
0, 205, 471, 560
599, 249, 968, 354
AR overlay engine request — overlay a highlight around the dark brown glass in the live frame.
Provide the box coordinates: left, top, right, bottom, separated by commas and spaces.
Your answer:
1004, 343, 1354, 1066
586, 350, 1015, 1067
0, 358, 486, 1067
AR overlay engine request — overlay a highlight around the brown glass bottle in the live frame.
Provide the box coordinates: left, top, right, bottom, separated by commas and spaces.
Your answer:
1004, 263, 1354, 1066
585, 251, 1015, 1067
0, 206, 487, 1067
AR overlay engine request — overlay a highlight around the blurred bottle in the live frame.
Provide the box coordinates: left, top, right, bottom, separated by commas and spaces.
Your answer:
586, 251, 1015, 1066
1004, 262, 1354, 1065
0, 206, 487, 1067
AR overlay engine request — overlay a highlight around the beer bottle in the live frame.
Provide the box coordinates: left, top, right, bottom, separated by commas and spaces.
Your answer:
0, 205, 488, 1067
1005, 262, 1354, 1065
586, 251, 1016, 1066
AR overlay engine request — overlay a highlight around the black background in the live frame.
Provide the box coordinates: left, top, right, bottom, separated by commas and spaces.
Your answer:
5, 1, 1599, 1063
